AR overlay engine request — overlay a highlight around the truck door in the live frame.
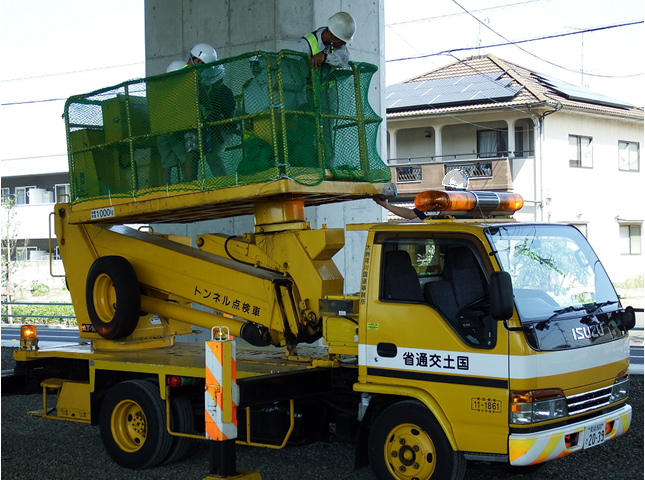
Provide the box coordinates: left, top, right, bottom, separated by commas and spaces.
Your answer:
361, 231, 510, 455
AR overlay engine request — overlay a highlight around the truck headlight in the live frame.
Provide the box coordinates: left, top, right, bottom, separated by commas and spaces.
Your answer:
510, 388, 567, 424
610, 370, 629, 404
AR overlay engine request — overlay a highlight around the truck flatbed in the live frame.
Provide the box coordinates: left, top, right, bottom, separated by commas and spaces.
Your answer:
13, 341, 347, 380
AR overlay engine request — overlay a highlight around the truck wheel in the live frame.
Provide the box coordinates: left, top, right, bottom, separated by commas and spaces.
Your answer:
100, 380, 172, 469
368, 400, 466, 480
160, 396, 194, 465
86, 256, 140, 339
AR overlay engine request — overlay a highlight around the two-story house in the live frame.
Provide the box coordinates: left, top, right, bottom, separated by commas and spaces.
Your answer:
385, 53, 643, 285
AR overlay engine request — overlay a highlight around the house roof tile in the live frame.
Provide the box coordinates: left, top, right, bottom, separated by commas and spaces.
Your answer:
387, 54, 643, 121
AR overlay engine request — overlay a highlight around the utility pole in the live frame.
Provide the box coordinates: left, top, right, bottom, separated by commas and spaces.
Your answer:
565, 26, 585, 86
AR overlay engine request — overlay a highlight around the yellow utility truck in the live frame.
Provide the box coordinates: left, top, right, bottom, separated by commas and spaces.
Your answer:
7, 51, 635, 480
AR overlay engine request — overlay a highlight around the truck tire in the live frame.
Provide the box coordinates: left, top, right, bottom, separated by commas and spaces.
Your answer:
160, 396, 194, 465
99, 379, 172, 469
368, 400, 466, 480
86, 256, 140, 339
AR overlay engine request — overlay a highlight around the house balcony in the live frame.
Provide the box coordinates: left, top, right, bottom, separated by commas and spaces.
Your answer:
388, 152, 533, 197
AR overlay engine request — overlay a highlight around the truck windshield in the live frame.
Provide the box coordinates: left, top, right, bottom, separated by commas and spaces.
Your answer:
486, 224, 626, 350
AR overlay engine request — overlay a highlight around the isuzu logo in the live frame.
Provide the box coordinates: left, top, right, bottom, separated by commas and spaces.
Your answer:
572, 324, 605, 341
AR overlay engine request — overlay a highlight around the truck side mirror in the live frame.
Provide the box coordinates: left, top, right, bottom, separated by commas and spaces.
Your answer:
620, 306, 636, 331
490, 271, 514, 320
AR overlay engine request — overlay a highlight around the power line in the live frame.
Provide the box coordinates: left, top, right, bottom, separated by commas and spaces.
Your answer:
2, 98, 68, 106
2, 154, 67, 162
385, 24, 441, 75
1, 62, 144, 83
448, 0, 643, 77
387, 20, 644, 78
387, 0, 547, 26
388, 21, 643, 62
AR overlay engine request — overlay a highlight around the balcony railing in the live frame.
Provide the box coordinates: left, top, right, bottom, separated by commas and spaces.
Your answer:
396, 166, 422, 183
445, 163, 492, 178
388, 150, 534, 166
389, 153, 526, 192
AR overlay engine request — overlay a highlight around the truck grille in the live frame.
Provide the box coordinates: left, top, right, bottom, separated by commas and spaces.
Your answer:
566, 385, 612, 416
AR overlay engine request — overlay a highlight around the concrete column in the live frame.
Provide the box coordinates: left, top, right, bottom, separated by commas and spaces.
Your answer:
388, 128, 398, 161
144, 0, 386, 297
506, 118, 516, 158
145, 0, 383, 84
434, 125, 444, 159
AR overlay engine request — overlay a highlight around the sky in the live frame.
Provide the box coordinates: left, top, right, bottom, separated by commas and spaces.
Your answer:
1, 0, 643, 165
385, 0, 644, 107
1, 0, 146, 162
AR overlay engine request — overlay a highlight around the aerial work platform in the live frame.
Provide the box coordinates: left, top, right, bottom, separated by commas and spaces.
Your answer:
62, 50, 392, 225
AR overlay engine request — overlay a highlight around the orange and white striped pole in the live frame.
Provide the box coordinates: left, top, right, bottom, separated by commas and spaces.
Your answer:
205, 326, 239, 441
204, 327, 240, 478
202, 328, 264, 479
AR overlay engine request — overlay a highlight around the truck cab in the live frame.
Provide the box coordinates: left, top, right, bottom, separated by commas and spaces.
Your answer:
348, 194, 632, 478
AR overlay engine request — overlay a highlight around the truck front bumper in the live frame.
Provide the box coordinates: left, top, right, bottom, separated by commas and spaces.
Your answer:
509, 404, 631, 466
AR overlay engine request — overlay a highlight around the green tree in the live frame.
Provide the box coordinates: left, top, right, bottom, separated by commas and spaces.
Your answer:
1, 195, 28, 323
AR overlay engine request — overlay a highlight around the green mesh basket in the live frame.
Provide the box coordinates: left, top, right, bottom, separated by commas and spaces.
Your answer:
63, 50, 390, 205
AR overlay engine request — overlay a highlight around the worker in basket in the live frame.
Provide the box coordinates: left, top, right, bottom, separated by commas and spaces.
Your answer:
158, 43, 236, 183
296, 11, 356, 69
296, 12, 357, 170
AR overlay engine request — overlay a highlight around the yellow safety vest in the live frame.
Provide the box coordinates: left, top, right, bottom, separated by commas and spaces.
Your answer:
304, 32, 321, 56
303, 31, 336, 90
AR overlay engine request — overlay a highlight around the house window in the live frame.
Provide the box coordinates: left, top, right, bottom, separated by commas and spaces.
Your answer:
514, 126, 524, 157
569, 135, 592, 168
55, 183, 71, 201
16, 246, 37, 261
619, 141, 639, 172
1, 188, 9, 203
620, 224, 641, 255
477, 130, 508, 158
14, 186, 36, 205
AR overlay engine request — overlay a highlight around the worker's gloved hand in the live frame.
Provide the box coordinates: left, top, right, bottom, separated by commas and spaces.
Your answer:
310, 52, 326, 69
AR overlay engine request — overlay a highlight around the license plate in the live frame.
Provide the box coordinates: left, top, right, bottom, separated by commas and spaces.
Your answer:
583, 421, 606, 449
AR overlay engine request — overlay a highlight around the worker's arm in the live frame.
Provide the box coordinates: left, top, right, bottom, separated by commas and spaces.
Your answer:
295, 37, 349, 69
373, 197, 424, 220
295, 37, 311, 55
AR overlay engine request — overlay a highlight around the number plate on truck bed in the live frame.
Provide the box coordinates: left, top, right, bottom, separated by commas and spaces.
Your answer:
583, 421, 606, 449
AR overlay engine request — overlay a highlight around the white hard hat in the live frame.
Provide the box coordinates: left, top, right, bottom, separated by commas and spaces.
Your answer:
201, 64, 226, 86
190, 43, 218, 64
166, 60, 185, 73
327, 12, 356, 43
442, 170, 469, 190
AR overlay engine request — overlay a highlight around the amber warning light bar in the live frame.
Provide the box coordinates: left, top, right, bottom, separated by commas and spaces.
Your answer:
414, 190, 523, 216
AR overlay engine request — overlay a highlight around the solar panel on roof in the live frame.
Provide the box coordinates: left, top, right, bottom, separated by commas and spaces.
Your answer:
532, 73, 633, 109
385, 72, 523, 110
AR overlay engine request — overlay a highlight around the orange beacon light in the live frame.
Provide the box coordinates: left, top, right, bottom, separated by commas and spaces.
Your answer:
20, 324, 39, 349
414, 190, 523, 216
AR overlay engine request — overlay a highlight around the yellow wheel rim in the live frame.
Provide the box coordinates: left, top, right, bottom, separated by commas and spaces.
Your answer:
110, 399, 147, 453
93, 273, 117, 323
384, 422, 436, 479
